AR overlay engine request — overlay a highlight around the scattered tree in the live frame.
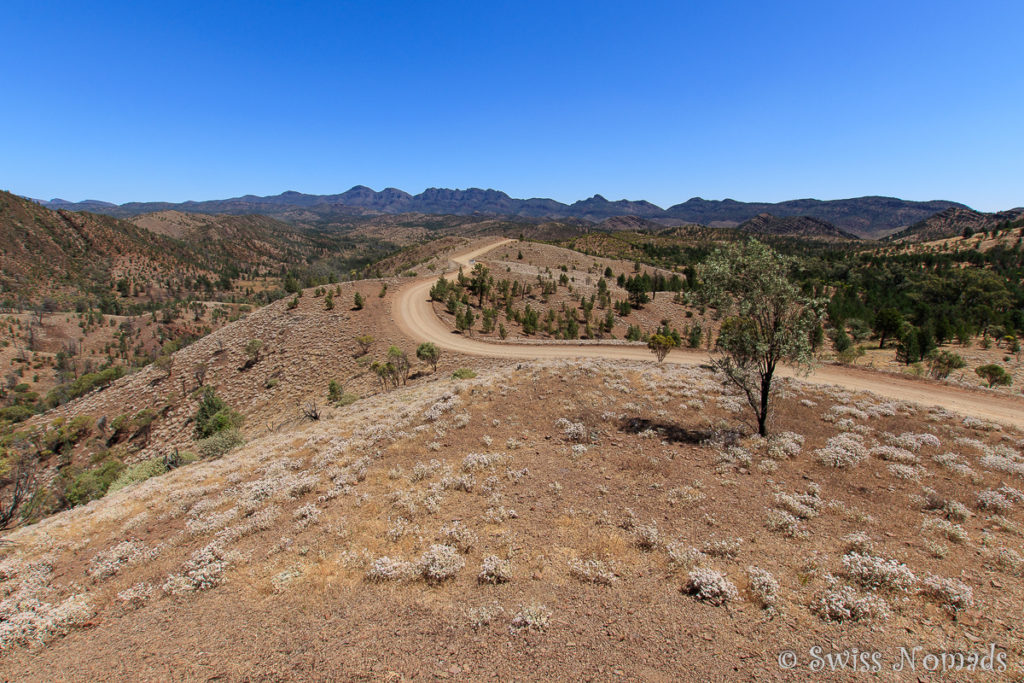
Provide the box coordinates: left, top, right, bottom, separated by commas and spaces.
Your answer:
696, 240, 823, 436
353, 292, 364, 310
976, 364, 1013, 388
355, 334, 374, 355
416, 342, 441, 372
647, 334, 678, 363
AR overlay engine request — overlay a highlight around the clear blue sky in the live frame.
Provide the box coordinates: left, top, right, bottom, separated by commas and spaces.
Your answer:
3, 1, 1022, 210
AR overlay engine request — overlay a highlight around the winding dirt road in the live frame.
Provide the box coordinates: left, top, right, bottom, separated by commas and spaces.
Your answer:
394, 239, 1024, 429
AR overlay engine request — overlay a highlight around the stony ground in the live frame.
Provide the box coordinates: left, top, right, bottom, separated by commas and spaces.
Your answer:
2, 358, 1024, 680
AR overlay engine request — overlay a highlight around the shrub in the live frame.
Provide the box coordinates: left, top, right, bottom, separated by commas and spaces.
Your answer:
195, 429, 244, 459
193, 388, 243, 439
813, 433, 867, 468
478, 555, 512, 584
451, 368, 477, 380
812, 584, 890, 623
920, 574, 974, 613
441, 521, 478, 553
43, 365, 125, 409
840, 552, 917, 592
163, 542, 235, 594
107, 457, 168, 494
510, 604, 551, 632
977, 489, 1013, 512
976, 364, 1012, 387
64, 460, 125, 507
416, 342, 441, 372
568, 558, 617, 585
926, 350, 966, 379
765, 509, 805, 537
417, 544, 464, 583
684, 568, 739, 605
366, 557, 413, 582
667, 544, 706, 569
746, 566, 779, 608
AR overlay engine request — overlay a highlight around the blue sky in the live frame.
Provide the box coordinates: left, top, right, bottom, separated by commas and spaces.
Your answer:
3, 1, 1022, 210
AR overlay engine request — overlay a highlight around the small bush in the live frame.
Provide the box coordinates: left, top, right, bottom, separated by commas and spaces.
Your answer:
417, 544, 464, 583
510, 603, 551, 632
65, 460, 125, 507
195, 429, 244, 459
684, 568, 738, 605
746, 566, 779, 608
812, 583, 890, 623
920, 574, 974, 613
193, 388, 243, 439
478, 555, 512, 584
568, 558, 617, 585
451, 368, 477, 380
840, 552, 917, 592
107, 457, 168, 494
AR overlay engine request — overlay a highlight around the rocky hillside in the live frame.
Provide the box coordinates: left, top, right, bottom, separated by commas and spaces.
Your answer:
736, 213, 859, 240
886, 206, 1024, 243
0, 191, 206, 306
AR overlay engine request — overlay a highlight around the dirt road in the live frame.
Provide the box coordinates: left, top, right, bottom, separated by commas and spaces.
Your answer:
393, 239, 1024, 429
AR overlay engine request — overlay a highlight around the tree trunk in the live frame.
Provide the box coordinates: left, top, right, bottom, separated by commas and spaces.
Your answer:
758, 367, 774, 437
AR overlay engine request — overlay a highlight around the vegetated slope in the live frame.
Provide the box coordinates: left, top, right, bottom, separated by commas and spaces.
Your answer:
886, 206, 1024, 243
2, 359, 1023, 680
129, 210, 390, 275
0, 191, 205, 306
41, 187, 968, 238
736, 213, 859, 240
18, 275, 494, 477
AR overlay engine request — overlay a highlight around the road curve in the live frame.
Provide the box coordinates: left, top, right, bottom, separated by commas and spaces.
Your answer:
393, 240, 1024, 429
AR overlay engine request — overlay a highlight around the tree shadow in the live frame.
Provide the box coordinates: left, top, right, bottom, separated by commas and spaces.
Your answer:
618, 417, 711, 445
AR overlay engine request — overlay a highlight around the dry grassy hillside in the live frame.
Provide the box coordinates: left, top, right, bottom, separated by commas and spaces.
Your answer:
1, 359, 1023, 679
24, 276, 493, 469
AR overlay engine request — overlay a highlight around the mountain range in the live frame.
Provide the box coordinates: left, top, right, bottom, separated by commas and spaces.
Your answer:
40, 187, 970, 239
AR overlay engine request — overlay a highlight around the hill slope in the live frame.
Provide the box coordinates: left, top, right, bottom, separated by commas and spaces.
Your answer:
0, 191, 208, 306
2, 358, 1023, 679
736, 213, 859, 240
886, 206, 1024, 243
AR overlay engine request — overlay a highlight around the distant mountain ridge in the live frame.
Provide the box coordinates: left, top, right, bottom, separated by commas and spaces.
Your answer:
38, 186, 969, 239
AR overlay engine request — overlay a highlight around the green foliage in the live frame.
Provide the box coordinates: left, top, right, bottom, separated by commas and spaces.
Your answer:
975, 364, 1012, 387
836, 345, 866, 365
0, 405, 34, 425
355, 334, 374, 355
697, 240, 823, 436
647, 333, 678, 362
196, 428, 244, 458
353, 292, 364, 310
64, 460, 124, 507
107, 457, 168, 494
926, 349, 966, 379
451, 368, 477, 380
193, 387, 243, 439
416, 342, 441, 372
328, 380, 342, 403
687, 323, 703, 348
244, 339, 263, 363
625, 325, 645, 342
44, 365, 125, 409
